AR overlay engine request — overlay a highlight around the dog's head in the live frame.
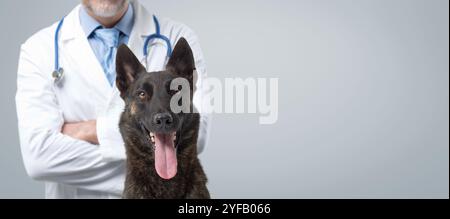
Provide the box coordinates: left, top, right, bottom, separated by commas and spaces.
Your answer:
116, 38, 198, 180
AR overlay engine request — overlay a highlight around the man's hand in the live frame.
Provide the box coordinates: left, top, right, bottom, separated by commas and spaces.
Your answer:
62, 120, 99, 145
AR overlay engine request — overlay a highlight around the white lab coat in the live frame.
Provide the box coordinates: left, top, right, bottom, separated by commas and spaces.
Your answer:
15, 0, 210, 199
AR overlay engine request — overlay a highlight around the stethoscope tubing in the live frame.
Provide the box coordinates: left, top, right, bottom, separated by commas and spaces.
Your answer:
52, 14, 172, 84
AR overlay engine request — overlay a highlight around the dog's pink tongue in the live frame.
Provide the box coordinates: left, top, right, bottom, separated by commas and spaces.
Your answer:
154, 133, 177, 180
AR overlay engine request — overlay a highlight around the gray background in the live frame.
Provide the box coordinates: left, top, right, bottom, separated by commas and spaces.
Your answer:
0, 0, 448, 198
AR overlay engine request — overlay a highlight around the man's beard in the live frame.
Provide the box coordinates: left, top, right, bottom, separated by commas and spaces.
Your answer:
84, 0, 129, 18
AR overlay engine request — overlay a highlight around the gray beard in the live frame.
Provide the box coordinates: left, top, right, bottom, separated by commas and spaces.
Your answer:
84, 0, 129, 18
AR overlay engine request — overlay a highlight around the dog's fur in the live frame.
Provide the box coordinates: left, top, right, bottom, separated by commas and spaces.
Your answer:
115, 38, 210, 199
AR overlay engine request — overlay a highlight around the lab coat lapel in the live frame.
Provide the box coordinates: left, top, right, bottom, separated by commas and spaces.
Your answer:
128, 0, 155, 68
60, 5, 113, 101
59, 1, 167, 105
128, 0, 169, 73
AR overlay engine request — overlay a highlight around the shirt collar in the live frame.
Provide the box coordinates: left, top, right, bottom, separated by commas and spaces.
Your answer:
79, 3, 134, 37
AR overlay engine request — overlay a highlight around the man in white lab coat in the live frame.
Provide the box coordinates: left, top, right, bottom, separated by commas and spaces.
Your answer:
15, 0, 210, 198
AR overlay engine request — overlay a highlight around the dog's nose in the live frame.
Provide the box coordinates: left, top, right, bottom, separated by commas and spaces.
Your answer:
153, 112, 173, 128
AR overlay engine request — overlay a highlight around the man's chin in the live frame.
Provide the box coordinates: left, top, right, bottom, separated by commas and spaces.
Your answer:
84, 0, 129, 18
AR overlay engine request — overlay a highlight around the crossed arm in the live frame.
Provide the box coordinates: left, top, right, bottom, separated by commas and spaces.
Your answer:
62, 120, 99, 145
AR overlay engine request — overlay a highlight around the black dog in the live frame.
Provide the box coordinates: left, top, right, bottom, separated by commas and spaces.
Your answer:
115, 38, 210, 199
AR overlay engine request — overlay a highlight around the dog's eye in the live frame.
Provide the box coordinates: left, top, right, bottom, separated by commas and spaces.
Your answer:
138, 91, 147, 100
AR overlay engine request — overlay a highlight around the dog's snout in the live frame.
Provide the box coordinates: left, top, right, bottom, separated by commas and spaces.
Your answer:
153, 112, 173, 127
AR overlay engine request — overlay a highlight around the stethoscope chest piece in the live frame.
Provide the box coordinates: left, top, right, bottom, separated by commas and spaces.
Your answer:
52, 68, 64, 85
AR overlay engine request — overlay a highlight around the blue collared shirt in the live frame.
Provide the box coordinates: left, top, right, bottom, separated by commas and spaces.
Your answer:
79, 4, 134, 86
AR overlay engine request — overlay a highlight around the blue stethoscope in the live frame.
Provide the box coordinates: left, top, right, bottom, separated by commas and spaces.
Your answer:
52, 15, 172, 85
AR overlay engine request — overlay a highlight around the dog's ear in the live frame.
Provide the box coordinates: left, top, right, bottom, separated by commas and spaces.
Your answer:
116, 44, 145, 99
166, 38, 195, 82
